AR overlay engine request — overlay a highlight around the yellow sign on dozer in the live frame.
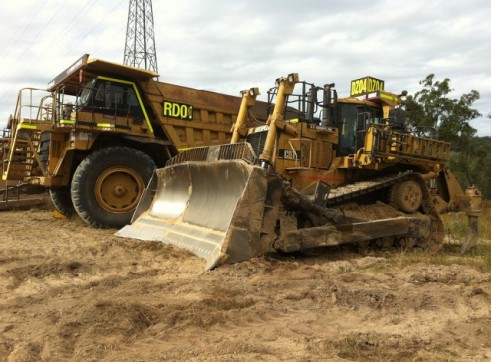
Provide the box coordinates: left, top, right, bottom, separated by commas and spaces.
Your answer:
116, 160, 271, 270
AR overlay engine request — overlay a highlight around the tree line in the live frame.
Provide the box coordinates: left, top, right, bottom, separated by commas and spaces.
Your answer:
402, 74, 490, 198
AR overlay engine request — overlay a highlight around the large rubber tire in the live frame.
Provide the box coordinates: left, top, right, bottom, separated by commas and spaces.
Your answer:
390, 180, 423, 213
49, 187, 76, 217
71, 147, 155, 228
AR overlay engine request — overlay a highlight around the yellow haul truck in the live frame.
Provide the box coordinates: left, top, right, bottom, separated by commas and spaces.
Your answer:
118, 75, 481, 269
1, 54, 268, 227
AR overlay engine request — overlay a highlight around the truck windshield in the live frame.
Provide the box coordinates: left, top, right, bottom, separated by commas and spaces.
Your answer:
73, 77, 144, 122
78, 79, 96, 107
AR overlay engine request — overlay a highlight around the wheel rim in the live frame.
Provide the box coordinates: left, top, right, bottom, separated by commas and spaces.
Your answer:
94, 166, 145, 213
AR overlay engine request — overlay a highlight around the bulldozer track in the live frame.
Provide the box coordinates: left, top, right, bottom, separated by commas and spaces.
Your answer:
326, 171, 414, 206
325, 171, 444, 251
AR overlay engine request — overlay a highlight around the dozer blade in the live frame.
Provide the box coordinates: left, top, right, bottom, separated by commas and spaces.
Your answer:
116, 160, 270, 270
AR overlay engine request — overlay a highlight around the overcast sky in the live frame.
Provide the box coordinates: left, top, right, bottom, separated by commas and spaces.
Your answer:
1, 0, 490, 135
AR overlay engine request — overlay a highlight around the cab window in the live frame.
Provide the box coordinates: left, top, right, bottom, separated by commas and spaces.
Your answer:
337, 104, 358, 156
78, 79, 144, 121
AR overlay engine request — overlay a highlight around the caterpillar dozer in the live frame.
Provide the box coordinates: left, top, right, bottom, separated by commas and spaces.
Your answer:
117, 74, 482, 269
1, 54, 268, 227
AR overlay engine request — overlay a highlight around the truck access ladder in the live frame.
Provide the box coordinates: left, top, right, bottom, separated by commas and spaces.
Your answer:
2, 88, 54, 181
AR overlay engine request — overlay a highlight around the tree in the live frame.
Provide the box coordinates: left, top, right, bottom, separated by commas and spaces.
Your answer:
448, 137, 491, 198
402, 75, 490, 198
403, 74, 481, 150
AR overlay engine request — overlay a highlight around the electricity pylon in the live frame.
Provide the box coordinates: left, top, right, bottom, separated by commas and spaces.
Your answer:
123, 0, 158, 73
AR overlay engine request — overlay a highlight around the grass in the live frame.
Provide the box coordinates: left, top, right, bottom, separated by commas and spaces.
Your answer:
395, 242, 491, 272
361, 201, 491, 273
437, 200, 491, 271
441, 200, 491, 241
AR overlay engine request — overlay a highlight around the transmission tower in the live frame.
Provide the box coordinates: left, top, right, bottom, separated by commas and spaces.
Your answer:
123, 0, 158, 73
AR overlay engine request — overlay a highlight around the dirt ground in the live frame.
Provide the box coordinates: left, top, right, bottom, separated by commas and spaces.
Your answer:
0, 208, 490, 361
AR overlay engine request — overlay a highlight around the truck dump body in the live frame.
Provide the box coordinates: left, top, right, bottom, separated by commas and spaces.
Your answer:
145, 80, 252, 150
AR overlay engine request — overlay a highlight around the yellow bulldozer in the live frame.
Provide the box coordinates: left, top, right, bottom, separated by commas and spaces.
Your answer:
117, 74, 482, 269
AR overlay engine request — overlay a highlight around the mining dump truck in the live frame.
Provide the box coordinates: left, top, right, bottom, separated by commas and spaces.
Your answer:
1, 54, 268, 227
117, 74, 482, 269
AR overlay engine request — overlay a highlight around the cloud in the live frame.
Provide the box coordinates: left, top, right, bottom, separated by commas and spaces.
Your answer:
0, 0, 490, 136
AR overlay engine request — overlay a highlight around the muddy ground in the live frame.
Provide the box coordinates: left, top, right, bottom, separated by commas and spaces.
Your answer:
0, 208, 490, 361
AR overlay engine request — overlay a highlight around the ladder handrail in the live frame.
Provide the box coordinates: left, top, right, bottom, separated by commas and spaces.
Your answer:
12, 87, 55, 123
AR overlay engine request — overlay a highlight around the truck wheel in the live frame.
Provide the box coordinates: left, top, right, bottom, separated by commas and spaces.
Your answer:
390, 180, 422, 213
71, 147, 155, 228
49, 188, 75, 217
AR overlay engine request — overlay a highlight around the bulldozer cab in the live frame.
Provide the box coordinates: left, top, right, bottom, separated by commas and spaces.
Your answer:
333, 76, 405, 157
333, 101, 387, 156
250, 77, 407, 166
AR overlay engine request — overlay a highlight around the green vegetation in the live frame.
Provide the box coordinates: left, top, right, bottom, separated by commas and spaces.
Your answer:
403, 75, 491, 198
440, 201, 491, 271
448, 137, 491, 198
441, 201, 491, 240
366, 241, 491, 273
403, 74, 480, 149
